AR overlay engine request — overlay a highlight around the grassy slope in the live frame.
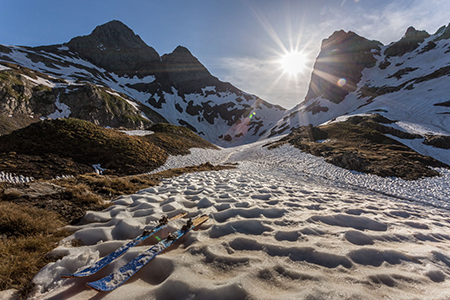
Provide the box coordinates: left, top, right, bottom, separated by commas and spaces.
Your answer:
0, 119, 219, 179
268, 120, 448, 180
0, 118, 167, 173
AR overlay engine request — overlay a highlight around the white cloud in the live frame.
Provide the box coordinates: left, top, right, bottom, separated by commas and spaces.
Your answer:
337, 0, 450, 44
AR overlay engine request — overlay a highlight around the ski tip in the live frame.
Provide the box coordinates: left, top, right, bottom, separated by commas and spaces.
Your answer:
170, 212, 188, 219
193, 214, 210, 226
86, 281, 108, 292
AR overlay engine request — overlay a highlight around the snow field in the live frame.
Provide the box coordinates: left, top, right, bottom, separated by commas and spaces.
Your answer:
152, 140, 450, 210
28, 141, 450, 299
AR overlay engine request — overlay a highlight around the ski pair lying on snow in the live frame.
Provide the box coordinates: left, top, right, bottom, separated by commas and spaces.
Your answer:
61, 212, 188, 279
86, 214, 209, 292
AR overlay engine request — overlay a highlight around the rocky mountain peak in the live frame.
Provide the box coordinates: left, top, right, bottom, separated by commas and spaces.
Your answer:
66, 20, 161, 76
162, 45, 207, 71
88, 20, 148, 50
160, 45, 218, 94
171, 45, 193, 56
404, 26, 418, 37
435, 23, 450, 41
321, 30, 381, 53
304, 30, 381, 104
321, 30, 356, 49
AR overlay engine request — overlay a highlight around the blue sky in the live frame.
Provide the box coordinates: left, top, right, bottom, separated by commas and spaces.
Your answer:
1, 0, 449, 109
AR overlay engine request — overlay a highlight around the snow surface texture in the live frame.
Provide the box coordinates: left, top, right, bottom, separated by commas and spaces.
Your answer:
26, 140, 450, 300
44, 93, 71, 119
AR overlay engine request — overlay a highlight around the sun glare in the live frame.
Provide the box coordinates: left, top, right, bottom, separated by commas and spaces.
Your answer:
281, 51, 307, 74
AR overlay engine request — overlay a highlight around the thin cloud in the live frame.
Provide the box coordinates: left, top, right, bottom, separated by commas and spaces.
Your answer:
338, 0, 450, 44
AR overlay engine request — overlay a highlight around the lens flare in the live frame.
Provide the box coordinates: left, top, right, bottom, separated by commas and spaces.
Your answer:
337, 78, 346, 87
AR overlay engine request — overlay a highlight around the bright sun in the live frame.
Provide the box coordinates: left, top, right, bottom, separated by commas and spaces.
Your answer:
280, 51, 307, 74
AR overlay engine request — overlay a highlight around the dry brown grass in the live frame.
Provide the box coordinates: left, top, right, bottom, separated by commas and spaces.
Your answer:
56, 163, 232, 202
0, 202, 68, 294
0, 202, 64, 237
142, 123, 219, 156
56, 173, 159, 202
62, 182, 105, 206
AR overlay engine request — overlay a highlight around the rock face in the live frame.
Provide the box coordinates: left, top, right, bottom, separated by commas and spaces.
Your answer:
57, 84, 163, 129
66, 20, 161, 76
384, 27, 430, 58
304, 30, 382, 105
160, 46, 222, 94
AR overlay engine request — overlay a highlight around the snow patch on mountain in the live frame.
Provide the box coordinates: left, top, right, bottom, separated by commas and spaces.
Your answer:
45, 94, 71, 119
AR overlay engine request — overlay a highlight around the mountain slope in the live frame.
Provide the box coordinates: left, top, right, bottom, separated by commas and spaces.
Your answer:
271, 25, 450, 165
66, 20, 161, 76
0, 20, 285, 146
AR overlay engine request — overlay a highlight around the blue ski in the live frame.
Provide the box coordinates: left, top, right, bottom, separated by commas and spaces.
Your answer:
61, 212, 187, 278
86, 214, 209, 292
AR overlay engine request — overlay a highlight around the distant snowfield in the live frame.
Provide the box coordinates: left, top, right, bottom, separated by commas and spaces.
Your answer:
17, 138, 450, 299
